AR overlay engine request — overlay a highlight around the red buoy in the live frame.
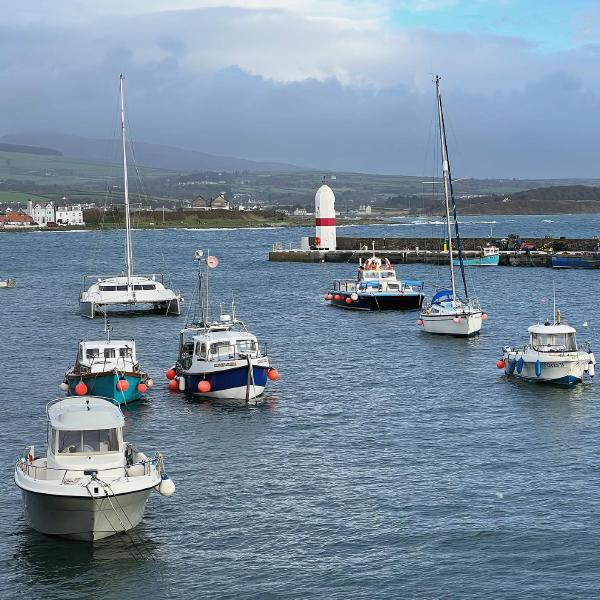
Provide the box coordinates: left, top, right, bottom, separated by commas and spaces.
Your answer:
334, 294, 342, 301
496, 360, 505, 369
482, 313, 489, 321
197, 380, 211, 393
166, 368, 176, 380
74, 382, 87, 396
116, 379, 129, 392
416, 319, 424, 326
168, 379, 179, 391
137, 382, 148, 393
267, 368, 279, 381
345, 297, 353, 304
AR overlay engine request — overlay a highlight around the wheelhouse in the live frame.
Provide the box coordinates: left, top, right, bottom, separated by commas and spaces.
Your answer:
528, 324, 577, 352
77, 340, 137, 367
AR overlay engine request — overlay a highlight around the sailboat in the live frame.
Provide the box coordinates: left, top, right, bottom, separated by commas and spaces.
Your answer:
418, 76, 486, 337
79, 75, 182, 319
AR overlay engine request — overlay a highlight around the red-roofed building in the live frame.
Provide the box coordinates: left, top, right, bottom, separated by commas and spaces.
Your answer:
0, 213, 34, 227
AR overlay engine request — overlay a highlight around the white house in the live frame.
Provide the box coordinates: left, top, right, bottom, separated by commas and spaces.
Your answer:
27, 200, 55, 226
56, 204, 85, 225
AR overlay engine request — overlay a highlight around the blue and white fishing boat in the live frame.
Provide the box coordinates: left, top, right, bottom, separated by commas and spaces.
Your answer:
62, 322, 151, 405
499, 312, 595, 386
0, 277, 16, 288
453, 246, 499, 266
168, 250, 277, 401
326, 253, 424, 310
551, 252, 600, 269
418, 75, 485, 337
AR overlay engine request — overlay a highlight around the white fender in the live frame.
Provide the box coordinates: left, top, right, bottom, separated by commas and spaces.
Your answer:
178, 377, 185, 392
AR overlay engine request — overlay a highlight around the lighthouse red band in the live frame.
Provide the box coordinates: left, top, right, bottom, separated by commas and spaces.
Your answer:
315, 218, 336, 226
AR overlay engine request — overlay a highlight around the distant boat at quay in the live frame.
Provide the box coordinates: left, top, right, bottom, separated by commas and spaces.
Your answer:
452, 245, 500, 266
551, 251, 600, 269
0, 278, 16, 288
79, 74, 181, 319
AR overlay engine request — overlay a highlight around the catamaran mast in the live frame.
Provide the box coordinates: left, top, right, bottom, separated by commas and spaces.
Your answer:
119, 74, 133, 287
435, 75, 468, 299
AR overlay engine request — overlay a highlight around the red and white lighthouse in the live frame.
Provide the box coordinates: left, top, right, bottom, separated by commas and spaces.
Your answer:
314, 183, 337, 250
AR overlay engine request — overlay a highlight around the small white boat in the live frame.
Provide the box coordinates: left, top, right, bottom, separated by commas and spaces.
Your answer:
499, 315, 595, 386
15, 396, 175, 541
453, 246, 500, 266
0, 278, 16, 288
168, 250, 277, 401
79, 75, 181, 319
418, 76, 486, 337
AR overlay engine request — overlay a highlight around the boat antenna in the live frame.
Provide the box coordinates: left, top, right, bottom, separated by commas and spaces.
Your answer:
119, 74, 134, 289
435, 75, 468, 299
104, 315, 112, 343
194, 250, 206, 326
553, 282, 557, 325
231, 296, 236, 322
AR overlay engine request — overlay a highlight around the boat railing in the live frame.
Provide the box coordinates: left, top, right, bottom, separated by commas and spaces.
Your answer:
508, 343, 585, 357
16, 455, 156, 481
81, 273, 166, 290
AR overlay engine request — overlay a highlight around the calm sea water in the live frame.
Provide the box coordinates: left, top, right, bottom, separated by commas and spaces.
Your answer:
1, 215, 599, 599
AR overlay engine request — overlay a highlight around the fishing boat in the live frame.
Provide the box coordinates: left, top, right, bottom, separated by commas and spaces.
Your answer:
418, 76, 485, 337
326, 253, 424, 310
453, 246, 499, 266
167, 250, 278, 401
61, 322, 152, 405
551, 252, 600, 269
14, 396, 175, 541
0, 278, 16, 288
79, 75, 181, 319
498, 309, 595, 385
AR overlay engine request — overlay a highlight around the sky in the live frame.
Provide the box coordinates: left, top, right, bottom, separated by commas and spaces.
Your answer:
1, 0, 600, 178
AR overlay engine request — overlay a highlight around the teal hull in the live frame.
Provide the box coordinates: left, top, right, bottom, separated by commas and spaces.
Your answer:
453, 254, 499, 266
66, 372, 145, 405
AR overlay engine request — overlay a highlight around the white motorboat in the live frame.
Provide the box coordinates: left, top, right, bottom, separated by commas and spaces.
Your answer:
499, 313, 595, 386
15, 396, 175, 541
167, 250, 277, 401
418, 76, 485, 337
0, 278, 16, 288
79, 74, 181, 319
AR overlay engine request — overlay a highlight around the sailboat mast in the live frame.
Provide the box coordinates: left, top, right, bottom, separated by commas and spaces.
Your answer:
119, 74, 133, 286
435, 76, 456, 299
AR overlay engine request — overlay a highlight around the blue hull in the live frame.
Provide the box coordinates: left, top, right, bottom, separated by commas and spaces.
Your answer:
551, 254, 600, 269
511, 374, 581, 386
182, 365, 269, 395
453, 254, 499, 266
66, 372, 145, 405
328, 291, 423, 311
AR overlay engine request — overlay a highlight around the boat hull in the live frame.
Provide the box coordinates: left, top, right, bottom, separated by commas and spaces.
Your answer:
180, 365, 269, 400
453, 255, 499, 266
551, 254, 600, 269
66, 372, 145, 405
328, 291, 424, 311
420, 312, 483, 337
80, 298, 181, 319
501, 350, 593, 385
19, 486, 153, 541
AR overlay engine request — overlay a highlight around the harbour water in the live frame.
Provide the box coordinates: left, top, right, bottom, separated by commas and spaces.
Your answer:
1, 214, 599, 599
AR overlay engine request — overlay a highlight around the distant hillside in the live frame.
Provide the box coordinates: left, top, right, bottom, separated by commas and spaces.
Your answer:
0, 132, 302, 173
387, 185, 600, 215
0, 143, 62, 156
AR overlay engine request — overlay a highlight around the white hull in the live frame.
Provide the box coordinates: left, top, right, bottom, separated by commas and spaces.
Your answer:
502, 348, 594, 385
0, 279, 16, 288
196, 384, 266, 400
80, 297, 181, 319
19, 486, 153, 541
420, 312, 482, 336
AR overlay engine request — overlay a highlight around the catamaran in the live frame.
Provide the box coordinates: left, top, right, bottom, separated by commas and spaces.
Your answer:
79, 75, 181, 319
418, 76, 485, 337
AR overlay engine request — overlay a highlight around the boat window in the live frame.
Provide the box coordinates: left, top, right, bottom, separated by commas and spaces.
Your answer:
86, 348, 100, 359
387, 283, 399, 290
195, 342, 207, 360
104, 348, 116, 359
100, 285, 117, 291
210, 342, 235, 360
381, 271, 393, 278
531, 332, 577, 352
119, 347, 132, 358
236, 340, 257, 354
58, 429, 120, 454
133, 284, 156, 290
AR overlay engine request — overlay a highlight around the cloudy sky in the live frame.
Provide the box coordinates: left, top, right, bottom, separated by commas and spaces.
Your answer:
2, 0, 600, 177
